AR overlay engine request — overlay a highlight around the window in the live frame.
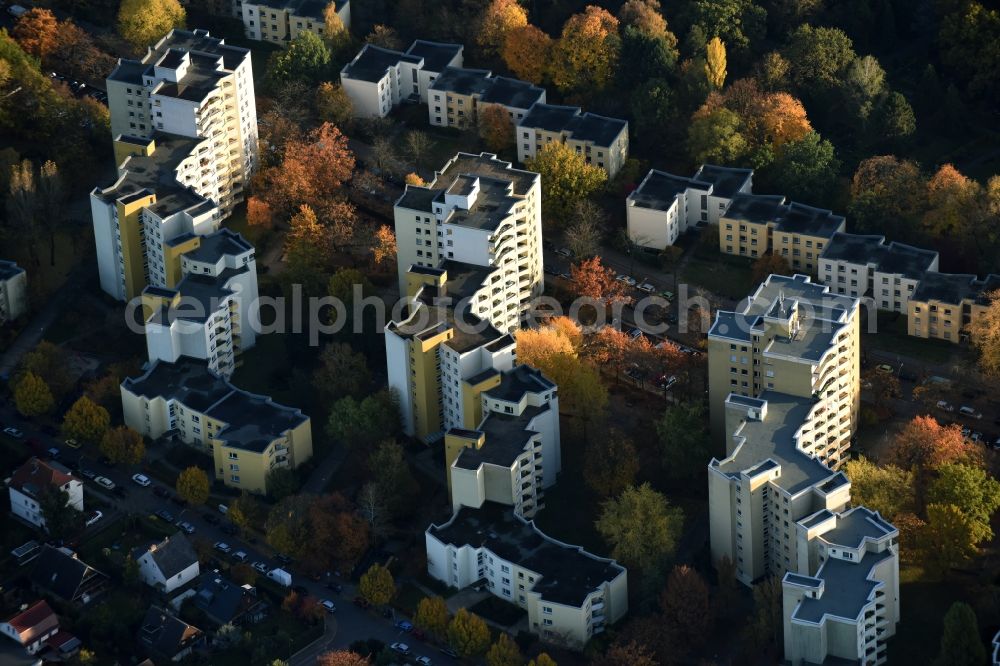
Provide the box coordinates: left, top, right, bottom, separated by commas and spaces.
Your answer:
230, 475, 240, 483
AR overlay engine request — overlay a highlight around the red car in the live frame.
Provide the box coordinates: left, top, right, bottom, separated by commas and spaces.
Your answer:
412, 628, 426, 641
353, 596, 371, 609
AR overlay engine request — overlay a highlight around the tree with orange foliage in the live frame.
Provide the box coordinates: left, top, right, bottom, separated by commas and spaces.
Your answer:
923, 163, 980, 238
598, 641, 658, 666
755, 91, 812, 147
284, 204, 333, 294
49, 21, 115, 81
515, 323, 577, 370
317, 651, 369, 666
551, 6, 620, 93
502, 25, 552, 84
371, 224, 397, 269
751, 253, 792, 284
889, 415, 981, 504
478, 0, 528, 56
618, 0, 668, 37
478, 103, 515, 153
404, 172, 426, 186
569, 256, 630, 308
585, 326, 631, 381
660, 565, 712, 653
969, 290, 1000, 377
848, 155, 925, 235
246, 196, 274, 228
13, 9, 58, 59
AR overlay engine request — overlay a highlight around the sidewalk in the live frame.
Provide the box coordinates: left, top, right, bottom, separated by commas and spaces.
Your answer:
289, 615, 338, 666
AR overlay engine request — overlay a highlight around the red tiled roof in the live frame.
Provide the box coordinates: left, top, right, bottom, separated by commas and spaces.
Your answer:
9, 458, 75, 495
5, 600, 58, 639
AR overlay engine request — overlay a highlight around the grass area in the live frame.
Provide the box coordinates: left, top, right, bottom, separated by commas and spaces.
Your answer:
863, 311, 960, 365
469, 595, 527, 627
230, 332, 295, 405
679, 256, 755, 300
885, 574, 987, 664
393, 581, 427, 616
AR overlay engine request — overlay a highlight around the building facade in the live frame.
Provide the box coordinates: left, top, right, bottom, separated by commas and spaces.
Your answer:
134, 534, 200, 594
392, 152, 544, 331
626, 166, 753, 249
907, 272, 1000, 343
426, 502, 627, 648
0, 260, 28, 325
340, 41, 463, 118
446, 365, 560, 519
707, 274, 861, 469
121, 358, 312, 494
241, 0, 350, 44
818, 232, 939, 313
516, 103, 628, 177
0, 601, 60, 656
8, 459, 83, 530
142, 229, 258, 376
428, 68, 545, 130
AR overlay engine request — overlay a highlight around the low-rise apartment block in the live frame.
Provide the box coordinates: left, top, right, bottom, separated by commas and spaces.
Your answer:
0, 260, 28, 325
428, 68, 545, 129
105, 30, 258, 214
720, 196, 846, 274
516, 103, 628, 177
626, 165, 753, 249
392, 151, 544, 329
426, 501, 627, 648
782, 507, 900, 666
819, 232, 939, 313
121, 357, 312, 494
446, 365, 560, 519
908, 272, 1000, 343
340, 41, 463, 117
242, 0, 350, 44
707, 274, 861, 469
141, 229, 258, 377
8, 459, 83, 531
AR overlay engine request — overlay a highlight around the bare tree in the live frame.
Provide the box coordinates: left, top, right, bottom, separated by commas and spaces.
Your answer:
405, 130, 432, 169
357, 482, 388, 541
6, 160, 39, 266
370, 137, 397, 177
36, 161, 64, 266
564, 201, 606, 259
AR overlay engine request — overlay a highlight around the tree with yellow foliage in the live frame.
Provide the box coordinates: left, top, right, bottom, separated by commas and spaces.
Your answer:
176, 466, 210, 505
62, 396, 110, 445
117, 0, 185, 51
524, 142, 607, 225
322, 2, 350, 52
969, 290, 1000, 376
404, 173, 426, 186
478, 103, 515, 153
705, 37, 727, 89
14, 371, 54, 417
502, 25, 552, 84
551, 6, 620, 93
478, 0, 528, 56
618, 0, 668, 37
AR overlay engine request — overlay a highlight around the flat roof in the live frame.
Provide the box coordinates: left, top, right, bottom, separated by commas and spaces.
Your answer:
479, 76, 545, 110
342, 44, 421, 83
723, 193, 787, 225
821, 233, 937, 279
453, 404, 546, 470
628, 169, 711, 211
0, 259, 25, 281
791, 549, 893, 623
181, 229, 254, 264
693, 164, 753, 198
713, 391, 846, 495
404, 40, 463, 73
430, 67, 492, 96
428, 501, 624, 607
818, 507, 897, 549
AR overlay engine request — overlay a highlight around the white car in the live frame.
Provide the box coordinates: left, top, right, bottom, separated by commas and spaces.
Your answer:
415, 657, 432, 665
3, 427, 24, 438
637, 282, 655, 293
232, 550, 248, 563
94, 476, 115, 490
959, 406, 983, 419
390, 643, 411, 656
936, 400, 955, 412
131, 473, 151, 487
85, 510, 103, 527
253, 561, 269, 574
214, 542, 232, 554
321, 599, 337, 614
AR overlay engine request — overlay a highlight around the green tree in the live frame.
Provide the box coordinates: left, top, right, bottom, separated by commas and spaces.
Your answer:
369, 440, 419, 518
630, 78, 673, 141
584, 431, 639, 498
359, 563, 395, 607
842, 457, 915, 520
313, 342, 371, 404
14, 371, 54, 416
928, 463, 1000, 543
935, 602, 986, 666
99, 426, 145, 466
176, 466, 210, 505
229, 491, 262, 534
265, 495, 312, 557
741, 575, 783, 652
763, 131, 840, 204
595, 483, 684, 571
920, 503, 979, 578
687, 107, 749, 164
938, 0, 1000, 100
117, 0, 185, 50
414, 596, 450, 640
123, 554, 140, 588
266, 467, 299, 500
38, 484, 82, 539
315, 82, 353, 127
619, 27, 677, 88
524, 142, 607, 226
656, 403, 711, 482
783, 25, 856, 97
62, 396, 110, 445
486, 633, 523, 666
326, 391, 399, 449
266, 31, 331, 87
872, 91, 916, 141
447, 609, 491, 658
20, 341, 70, 398
681, 0, 766, 55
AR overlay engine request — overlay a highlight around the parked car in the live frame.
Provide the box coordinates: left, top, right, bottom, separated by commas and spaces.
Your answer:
202, 512, 220, 525
555, 247, 573, 258
94, 476, 115, 491
656, 375, 678, 390
353, 596, 371, 609
214, 542, 232, 554
390, 643, 411, 656
936, 400, 956, 412
219, 524, 239, 535
64, 439, 80, 449
79, 469, 97, 480
875, 364, 894, 374
615, 274, 637, 286
131, 473, 151, 487
415, 657, 432, 665
275, 553, 293, 566
47, 447, 60, 459
321, 600, 337, 614
85, 510, 103, 527
155, 509, 174, 523
659, 290, 674, 300
232, 550, 248, 563
959, 406, 983, 419
153, 486, 169, 498
637, 282, 655, 293
176, 521, 195, 535
252, 561, 269, 574
439, 646, 459, 658
3, 427, 24, 438
395, 620, 413, 632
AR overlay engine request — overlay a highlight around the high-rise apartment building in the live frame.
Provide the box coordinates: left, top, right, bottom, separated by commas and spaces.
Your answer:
393, 152, 544, 333
707, 275, 861, 469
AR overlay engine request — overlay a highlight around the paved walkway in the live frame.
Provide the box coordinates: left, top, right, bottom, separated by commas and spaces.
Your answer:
289, 615, 338, 666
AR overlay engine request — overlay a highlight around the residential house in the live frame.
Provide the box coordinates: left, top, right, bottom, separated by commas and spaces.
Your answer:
0, 601, 59, 656
193, 572, 268, 626
8, 458, 83, 530
426, 501, 627, 648
241, 0, 350, 44
516, 103, 628, 177
29, 546, 107, 605
626, 165, 753, 249
138, 605, 204, 662
340, 41, 463, 117
134, 533, 201, 594
121, 357, 312, 494
0, 260, 28, 325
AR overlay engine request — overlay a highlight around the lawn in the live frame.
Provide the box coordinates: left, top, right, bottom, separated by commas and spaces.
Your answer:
393, 580, 427, 616
863, 311, 961, 365
679, 256, 755, 301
